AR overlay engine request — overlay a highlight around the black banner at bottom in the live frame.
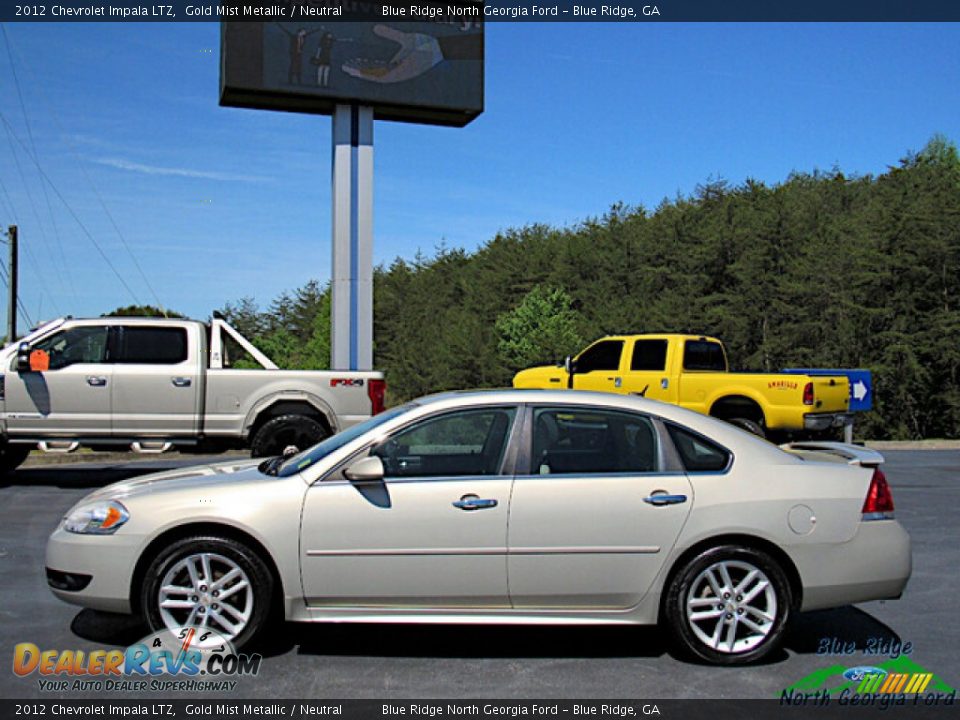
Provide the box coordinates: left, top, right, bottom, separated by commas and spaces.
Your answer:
1, 698, 957, 719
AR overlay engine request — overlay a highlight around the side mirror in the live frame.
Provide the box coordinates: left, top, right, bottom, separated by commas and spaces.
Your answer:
16, 343, 30, 373
343, 455, 384, 482
563, 355, 577, 389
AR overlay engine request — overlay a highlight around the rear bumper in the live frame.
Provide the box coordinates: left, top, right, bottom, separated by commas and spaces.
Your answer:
792, 519, 912, 611
804, 412, 854, 431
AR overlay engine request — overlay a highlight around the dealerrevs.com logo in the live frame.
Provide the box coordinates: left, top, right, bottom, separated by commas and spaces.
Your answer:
12, 626, 261, 692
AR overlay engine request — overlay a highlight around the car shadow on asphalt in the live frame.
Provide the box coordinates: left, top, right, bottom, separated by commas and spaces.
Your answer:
70, 605, 901, 666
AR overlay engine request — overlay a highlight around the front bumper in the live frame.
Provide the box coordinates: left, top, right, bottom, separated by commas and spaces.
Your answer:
804, 412, 854, 431
792, 519, 912, 611
45, 527, 145, 614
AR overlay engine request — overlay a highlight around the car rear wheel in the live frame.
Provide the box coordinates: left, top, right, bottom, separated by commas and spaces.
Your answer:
664, 545, 791, 665
141, 536, 274, 650
728, 417, 766, 438
249, 414, 327, 458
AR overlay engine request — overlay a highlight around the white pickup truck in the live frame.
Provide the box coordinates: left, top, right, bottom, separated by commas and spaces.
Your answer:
0, 314, 385, 473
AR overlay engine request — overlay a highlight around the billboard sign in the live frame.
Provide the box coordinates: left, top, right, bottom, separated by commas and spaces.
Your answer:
220, 13, 484, 126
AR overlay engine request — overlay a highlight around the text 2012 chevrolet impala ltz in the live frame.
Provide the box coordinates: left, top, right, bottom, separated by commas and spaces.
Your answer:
46, 390, 911, 665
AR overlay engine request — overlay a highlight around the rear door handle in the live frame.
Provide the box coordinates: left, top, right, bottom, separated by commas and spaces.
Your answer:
86, 376, 107, 387
643, 493, 687, 506
171, 377, 192, 387
453, 494, 498, 511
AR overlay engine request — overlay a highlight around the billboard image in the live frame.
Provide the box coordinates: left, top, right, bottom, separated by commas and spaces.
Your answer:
221, 18, 483, 126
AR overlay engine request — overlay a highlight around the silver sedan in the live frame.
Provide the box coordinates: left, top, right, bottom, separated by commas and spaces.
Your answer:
46, 390, 911, 665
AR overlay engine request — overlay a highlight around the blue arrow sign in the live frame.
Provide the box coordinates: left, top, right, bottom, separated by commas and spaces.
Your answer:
782, 368, 873, 412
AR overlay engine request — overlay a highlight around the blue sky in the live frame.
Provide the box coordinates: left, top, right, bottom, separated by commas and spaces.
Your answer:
0, 22, 957, 324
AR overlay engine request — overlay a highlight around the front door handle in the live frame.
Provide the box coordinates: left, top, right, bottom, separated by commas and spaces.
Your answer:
453, 494, 498, 511
643, 493, 688, 506
171, 377, 192, 387
86, 376, 107, 387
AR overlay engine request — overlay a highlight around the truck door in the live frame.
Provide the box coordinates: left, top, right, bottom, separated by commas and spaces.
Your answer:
109, 324, 201, 437
621, 338, 677, 403
3, 323, 113, 436
571, 339, 625, 393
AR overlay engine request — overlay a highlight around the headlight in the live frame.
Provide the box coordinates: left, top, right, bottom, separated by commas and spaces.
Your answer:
63, 500, 130, 535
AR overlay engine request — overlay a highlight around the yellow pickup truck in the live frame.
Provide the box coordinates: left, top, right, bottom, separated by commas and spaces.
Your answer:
512, 334, 851, 438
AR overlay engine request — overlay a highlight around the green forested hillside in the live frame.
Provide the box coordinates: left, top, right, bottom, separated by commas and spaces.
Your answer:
220, 137, 960, 440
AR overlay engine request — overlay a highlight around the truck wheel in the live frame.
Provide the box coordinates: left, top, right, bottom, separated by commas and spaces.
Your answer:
728, 418, 765, 438
0, 442, 31, 475
250, 414, 328, 458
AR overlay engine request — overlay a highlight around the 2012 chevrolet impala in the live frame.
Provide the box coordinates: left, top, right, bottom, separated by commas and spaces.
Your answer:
45, 390, 911, 664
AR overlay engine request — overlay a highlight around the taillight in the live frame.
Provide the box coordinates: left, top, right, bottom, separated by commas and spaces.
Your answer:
368, 378, 386, 415
802, 382, 814, 406
862, 468, 895, 519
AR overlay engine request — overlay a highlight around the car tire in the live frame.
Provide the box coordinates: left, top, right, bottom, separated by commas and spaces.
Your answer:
0, 442, 31, 475
249, 414, 328, 458
728, 417, 766, 438
141, 535, 275, 651
664, 545, 791, 665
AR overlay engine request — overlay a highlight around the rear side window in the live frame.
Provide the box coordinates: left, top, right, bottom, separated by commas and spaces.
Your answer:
667, 424, 731, 472
532, 407, 658, 475
631, 340, 668, 371
576, 340, 624, 373
683, 340, 726, 371
114, 327, 188, 364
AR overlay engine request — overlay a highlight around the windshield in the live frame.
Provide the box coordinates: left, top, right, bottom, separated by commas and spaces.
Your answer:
275, 405, 412, 477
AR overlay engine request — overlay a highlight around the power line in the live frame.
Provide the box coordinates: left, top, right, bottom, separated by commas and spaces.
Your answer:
2, 24, 165, 315
0, 253, 33, 328
0, 111, 142, 306
0, 24, 76, 307
0, 117, 63, 317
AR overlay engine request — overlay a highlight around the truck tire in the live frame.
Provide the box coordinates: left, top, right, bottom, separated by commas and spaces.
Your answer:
728, 417, 766, 439
249, 414, 328, 458
0, 442, 31, 475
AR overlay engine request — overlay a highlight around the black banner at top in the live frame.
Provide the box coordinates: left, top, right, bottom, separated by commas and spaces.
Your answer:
3, 0, 960, 22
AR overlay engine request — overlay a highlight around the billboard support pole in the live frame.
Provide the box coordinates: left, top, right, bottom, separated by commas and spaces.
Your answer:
331, 104, 374, 372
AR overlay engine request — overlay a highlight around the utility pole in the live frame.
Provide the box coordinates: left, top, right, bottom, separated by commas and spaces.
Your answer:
6, 225, 17, 344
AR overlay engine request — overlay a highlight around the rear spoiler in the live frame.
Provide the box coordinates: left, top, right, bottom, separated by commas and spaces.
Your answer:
779, 441, 885, 467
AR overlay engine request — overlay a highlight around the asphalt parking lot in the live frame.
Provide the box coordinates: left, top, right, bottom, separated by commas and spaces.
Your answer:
0, 450, 956, 700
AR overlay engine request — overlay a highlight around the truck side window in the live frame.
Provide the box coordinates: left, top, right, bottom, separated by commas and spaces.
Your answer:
32, 326, 108, 370
576, 340, 623, 373
683, 340, 726, 372
114, 327, 188, 364
631, 340, 668, 371
666, 423, 731, 472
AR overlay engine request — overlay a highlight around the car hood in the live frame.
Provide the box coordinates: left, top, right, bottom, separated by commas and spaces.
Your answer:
84, 457, 268, 501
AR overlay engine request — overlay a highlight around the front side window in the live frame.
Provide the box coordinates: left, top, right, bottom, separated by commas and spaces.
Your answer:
683, 340, 726, 372
373, 407, 517, 479
667, 424, 731, 472
631, 340, 668, 371
576, 340, 624, 373
531, 407, 658, 475
32, 326, 108, 370
114, 327, 188, 364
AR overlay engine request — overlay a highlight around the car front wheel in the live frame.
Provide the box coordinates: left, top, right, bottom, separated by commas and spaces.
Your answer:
664, 545, 791, 665
141, 536, 274, 650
